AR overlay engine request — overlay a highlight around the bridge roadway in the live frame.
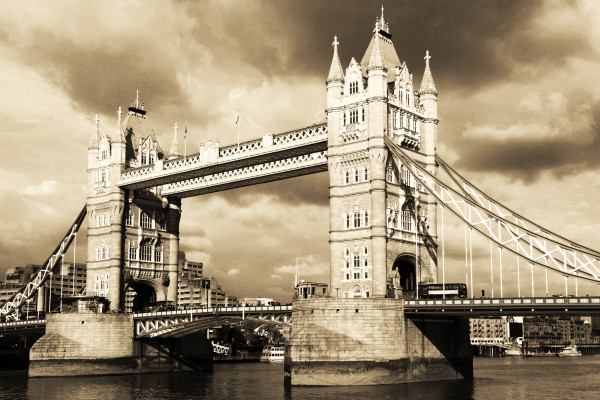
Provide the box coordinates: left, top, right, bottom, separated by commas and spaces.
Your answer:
3, 297, 600, 335
404, 296, 600, 316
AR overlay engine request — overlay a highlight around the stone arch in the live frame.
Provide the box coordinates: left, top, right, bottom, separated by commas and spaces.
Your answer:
125, 278, 165, 312
349, 284, 363, 299
391, 254, 421, 298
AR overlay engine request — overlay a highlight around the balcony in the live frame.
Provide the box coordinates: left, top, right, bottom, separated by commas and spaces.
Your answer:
393, 128, 420, 150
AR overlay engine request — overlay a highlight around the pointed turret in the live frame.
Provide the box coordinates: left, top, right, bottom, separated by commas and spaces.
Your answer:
89, 114, 100, 150
112, 107, 126, 143
327, 36, 344, 84
367, 33, 387, 72
419, 50, 437, 95
168, 122, 183, 160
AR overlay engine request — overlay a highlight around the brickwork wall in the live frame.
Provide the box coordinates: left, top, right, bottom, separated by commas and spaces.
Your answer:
30, 313, 134, 361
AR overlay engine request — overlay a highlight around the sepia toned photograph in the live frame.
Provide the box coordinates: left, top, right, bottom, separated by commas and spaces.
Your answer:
1, 1, 599, 398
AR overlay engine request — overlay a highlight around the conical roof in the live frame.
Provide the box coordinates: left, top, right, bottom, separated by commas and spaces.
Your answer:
419, 51, 437, 95
88, 114, 100, 149
168, 122, 183, 159
367, 33, 387, 72
327, 36, 344, 83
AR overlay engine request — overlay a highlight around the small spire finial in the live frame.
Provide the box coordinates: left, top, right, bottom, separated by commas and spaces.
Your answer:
425, 50, 431, 64
136, 90, 139, 109
174, 122, 178, 133
332, 36, 339, 50
95, 114, 99, 132
381, 5, 385, 28
117, 106, 122, 127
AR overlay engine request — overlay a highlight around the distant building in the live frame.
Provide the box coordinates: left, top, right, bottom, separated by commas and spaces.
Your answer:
523, 316, 592, 346
470, 317, 507, 345
239, 297, 277, 306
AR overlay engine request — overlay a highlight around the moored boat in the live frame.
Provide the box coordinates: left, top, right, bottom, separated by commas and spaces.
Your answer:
259, 345, 285, 362
558, 343, 582, 357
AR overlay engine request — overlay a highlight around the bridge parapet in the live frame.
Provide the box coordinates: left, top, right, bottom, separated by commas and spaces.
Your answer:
134, 305, 293, 338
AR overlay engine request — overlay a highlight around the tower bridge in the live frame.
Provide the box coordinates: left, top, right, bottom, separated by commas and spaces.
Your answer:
1, 8, 599, 385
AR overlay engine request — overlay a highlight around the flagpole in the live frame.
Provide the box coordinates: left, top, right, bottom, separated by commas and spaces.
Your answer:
236, 106, 240, 150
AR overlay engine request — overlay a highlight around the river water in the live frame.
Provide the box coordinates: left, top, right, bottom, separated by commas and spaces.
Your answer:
1, 357, 598, 399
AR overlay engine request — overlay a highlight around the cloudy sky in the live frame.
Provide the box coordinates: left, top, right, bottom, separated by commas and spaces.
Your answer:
2, 0, 600, 301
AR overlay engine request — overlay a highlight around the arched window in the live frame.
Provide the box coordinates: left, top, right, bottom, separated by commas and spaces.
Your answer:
354, 169, 359, 183
344, 170, 350, 185
149, 153, 155, 164
362, 107, 365, 122
141, 152, 148, 165
353, 254, 360, 268
353, 212, 360, 228
364, 211, 369, 227
363, 167, 368, 181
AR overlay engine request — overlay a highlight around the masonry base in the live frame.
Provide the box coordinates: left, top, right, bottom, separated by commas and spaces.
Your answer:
285, 298, 472, 386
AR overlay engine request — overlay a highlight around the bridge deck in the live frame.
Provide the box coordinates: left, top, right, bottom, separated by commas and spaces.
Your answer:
404, 296, 600, 315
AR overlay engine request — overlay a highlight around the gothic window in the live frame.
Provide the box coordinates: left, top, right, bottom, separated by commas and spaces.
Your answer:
344, 170, 350, 185
401, 165, 413, 187
129, 246, 137, 260
353, 271, 361, 280
363, 167, 369, 181
353, 168, 359, 183
141, 212, 153, 229
386, 168, 394, 183
345, 260, 350, 269
353, 254, 360, 268
401, 210, 413, 232
154, 247, 163, 263
362, 107, 365, 122
126, 211, 134, 227
353, 212, 360, 228
346, 273, 350, 280
140, 245, 153, 262
343, 111, 346, 125
364, 211, 369, 227
345, 213, 351, 229
350, 109, 359, 124
141, 152, 147, 165
149, 153, 155, 164
344, 248, 350, 257
364, 271, 369, 279
362, 246, 368, 257
349, 81, 358, 94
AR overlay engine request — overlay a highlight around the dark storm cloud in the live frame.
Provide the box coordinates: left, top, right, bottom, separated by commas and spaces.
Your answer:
1, 30, 190, 118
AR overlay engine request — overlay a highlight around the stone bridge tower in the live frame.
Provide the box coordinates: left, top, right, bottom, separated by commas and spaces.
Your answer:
86, 95, 181, 312
326, 11, 439, 299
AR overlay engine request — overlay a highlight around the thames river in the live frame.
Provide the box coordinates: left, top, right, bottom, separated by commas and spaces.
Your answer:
1, 357, 599, 399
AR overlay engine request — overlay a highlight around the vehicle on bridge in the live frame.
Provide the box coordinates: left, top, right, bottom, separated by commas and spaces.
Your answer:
142, 301, 175, 313
418, 283, 467, 299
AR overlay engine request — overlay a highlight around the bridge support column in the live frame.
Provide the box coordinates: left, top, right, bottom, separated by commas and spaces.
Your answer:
285, 298, 472, 386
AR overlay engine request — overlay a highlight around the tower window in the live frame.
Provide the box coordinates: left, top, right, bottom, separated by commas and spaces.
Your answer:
354, 168, 359, 183
362, 107, 366, 122
363, 167, 369, 181
141, 212, 153, 229
350, 109, 359, 124
353, 212, 360, 228
344, 170, 350, 185
401, 210, 413, 232
353, 254, 360, 268
140, 245, 153, 262
349, 81, 359, 94
345, 213, 351, 229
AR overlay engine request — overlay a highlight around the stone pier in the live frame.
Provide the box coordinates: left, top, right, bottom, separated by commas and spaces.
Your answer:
29, 313, 212, 377
285, 298, 472, 386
